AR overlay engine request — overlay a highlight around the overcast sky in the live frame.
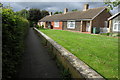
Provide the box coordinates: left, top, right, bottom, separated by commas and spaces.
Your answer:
2, 2, 119, 15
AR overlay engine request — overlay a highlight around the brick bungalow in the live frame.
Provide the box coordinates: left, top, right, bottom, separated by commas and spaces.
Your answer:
38, 4, 112, 33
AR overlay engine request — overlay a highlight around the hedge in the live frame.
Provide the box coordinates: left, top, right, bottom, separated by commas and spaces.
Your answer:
2, 8, 29, 79
100, 33, 120, 37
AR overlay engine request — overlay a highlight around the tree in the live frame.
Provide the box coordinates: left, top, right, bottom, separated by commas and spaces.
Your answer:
15, 9, 29, 19
0, 3, 3, 14
72, 9, 78, 11
54, 11, 62, 15
28, 8, 41, 24
41, 10, 49, 18
104, 0, 120, 10
0, 2, 3, 7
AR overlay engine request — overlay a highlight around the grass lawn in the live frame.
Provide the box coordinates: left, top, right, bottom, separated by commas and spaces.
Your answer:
39, 29, 118, 79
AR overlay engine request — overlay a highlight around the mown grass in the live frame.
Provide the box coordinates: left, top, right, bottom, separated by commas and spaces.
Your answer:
39, 29, 118, 79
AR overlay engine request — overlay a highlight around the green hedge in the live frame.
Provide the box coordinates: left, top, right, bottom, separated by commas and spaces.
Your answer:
36, 25, 44, 29
100, 33, 120, 37
2, 8, 29, 79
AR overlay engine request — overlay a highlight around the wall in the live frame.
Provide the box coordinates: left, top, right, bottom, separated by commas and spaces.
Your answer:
38, 22, 44, 26
63, 21, 81, 31
108, 20, 112, 32
92, 9, 112, 28
33, 27, 105, 80
109, 15, 120, 33
82, 21, 86, 32
43, 22, 47, 28
52, 21, 63, 30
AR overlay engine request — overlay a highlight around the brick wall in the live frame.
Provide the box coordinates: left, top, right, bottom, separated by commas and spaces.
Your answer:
52, 21, 63, 30
92, 9, 112, 28
63, 21, 81, 31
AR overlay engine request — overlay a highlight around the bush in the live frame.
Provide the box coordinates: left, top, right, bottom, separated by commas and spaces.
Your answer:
2, 8, 29, 79
36, 25, 44, 29
35, 25, 40, 28
29, 21, 34, 27
100, 33, 110, 36
100, 33, 120, 37
41, 25, 44, 28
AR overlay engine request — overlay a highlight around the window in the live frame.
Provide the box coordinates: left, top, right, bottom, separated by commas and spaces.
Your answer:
54, 21, 59, 27
118, 24, 120, 30
114, 24, 117, 30
113, 20, 120, 32
67, 20, 75, 29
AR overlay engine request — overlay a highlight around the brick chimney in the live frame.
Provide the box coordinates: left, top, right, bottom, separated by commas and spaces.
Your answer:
64, 8, 68, 14
83, 4, 89, 11
49, 12, 52, 16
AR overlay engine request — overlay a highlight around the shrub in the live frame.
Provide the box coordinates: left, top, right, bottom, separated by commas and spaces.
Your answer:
41, 25, 44, 28
100, 33, 109, 36
29, 21, 34, 27
36, 25, 44, 29
36, 25, 40, 29
100, 33, 120, 37
2, 8, 29, 79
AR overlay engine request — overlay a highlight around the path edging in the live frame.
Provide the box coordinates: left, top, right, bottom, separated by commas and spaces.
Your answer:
33, 28, 105, 80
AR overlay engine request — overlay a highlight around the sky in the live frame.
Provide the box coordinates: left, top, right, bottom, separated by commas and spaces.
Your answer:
1, 1, 119, 15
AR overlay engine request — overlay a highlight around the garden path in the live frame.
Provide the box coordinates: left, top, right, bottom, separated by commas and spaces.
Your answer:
16, 28, 60, 78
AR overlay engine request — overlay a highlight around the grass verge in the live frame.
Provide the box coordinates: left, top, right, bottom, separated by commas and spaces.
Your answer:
39, 29, 118, 79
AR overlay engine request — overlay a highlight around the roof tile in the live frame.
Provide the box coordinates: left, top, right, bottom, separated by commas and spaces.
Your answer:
40, 7, 106, 21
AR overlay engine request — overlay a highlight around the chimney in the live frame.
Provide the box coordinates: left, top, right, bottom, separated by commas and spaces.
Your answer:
49, 12, 52, 16
64, 8, 68, 14
83, 4, 89, 11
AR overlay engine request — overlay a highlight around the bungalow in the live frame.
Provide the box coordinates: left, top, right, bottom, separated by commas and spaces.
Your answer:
38, 4, 112, 33
108, 12, 120, 33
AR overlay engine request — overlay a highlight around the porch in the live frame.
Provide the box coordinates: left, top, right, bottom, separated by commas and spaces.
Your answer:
80, 20, 92, 33
40, 21, 53, 29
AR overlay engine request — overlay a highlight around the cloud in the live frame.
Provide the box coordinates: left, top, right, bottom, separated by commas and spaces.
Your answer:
1, 2, 118, 14
1, 0, 106, 2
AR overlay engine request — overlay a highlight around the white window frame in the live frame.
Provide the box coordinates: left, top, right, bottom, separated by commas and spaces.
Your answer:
54, 21, 59, 27
113, 20, 120, 32
67, 20, 75, 29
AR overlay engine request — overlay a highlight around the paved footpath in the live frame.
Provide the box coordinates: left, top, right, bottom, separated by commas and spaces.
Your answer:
16, 28, 60, 78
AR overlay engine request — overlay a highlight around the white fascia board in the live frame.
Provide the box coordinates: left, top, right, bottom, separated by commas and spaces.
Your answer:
67, 20, 76, 21
108, 12, 120, 20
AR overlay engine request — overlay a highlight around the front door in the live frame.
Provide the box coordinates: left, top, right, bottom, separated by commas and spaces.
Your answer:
86, 22, 90, 32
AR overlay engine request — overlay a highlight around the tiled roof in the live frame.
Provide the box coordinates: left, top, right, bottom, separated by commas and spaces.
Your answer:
39, 7, 106, 21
